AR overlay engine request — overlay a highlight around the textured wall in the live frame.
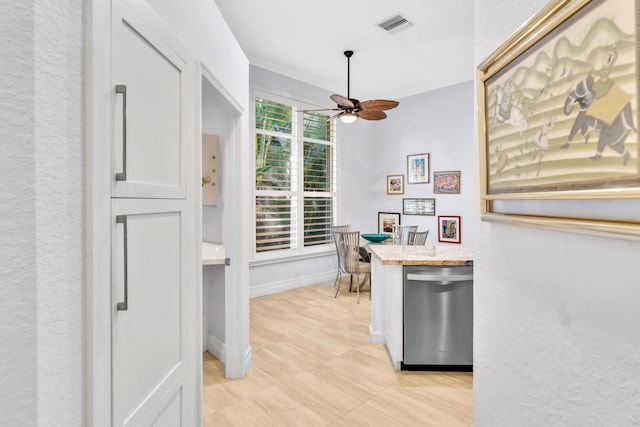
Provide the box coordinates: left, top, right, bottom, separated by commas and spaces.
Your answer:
34, 1, 83, 425
0, 0, 83, 425
474, 1, 640, 425
0, 1, 38, 425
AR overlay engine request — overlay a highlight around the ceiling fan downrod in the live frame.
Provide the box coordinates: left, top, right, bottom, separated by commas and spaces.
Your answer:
344, 50, 353, 101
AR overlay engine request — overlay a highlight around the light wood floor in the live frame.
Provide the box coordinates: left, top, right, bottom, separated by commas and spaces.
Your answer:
203, 279, 473, 426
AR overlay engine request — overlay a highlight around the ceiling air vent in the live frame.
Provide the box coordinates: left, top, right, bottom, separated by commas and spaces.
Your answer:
377, 14, 413, 34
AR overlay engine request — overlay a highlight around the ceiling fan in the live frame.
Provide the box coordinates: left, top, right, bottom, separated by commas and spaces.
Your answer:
304, 50, 399, 123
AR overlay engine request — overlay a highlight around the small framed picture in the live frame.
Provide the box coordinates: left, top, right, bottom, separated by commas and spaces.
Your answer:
403, 198, 435, 216
378, 212, 401, 234
386, 174, 404, 194
407, 153, 430, 184
434, 170, 461, 194
438, 215, 461, 243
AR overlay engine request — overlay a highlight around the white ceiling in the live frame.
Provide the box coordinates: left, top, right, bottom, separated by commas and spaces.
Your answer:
214, 0, 475, 103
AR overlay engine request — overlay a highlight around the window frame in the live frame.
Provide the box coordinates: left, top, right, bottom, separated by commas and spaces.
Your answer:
252, 89, 338, 261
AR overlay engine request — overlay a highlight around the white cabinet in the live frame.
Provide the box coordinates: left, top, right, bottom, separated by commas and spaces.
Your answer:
109, 0, 196, 426
111, 0, 190, 199
111, 199, 190, 426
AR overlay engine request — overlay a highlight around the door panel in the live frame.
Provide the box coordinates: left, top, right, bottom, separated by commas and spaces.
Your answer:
111, 199, 188, 427
111, 0, 190, 198
148, 388, 182, 427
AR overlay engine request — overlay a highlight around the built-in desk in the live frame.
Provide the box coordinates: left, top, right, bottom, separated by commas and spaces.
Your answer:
202, 241, 225, 265
368, 244, 474, 369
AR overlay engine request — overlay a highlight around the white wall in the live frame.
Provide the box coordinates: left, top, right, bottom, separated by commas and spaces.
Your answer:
147, 0, 248, 108
374, 81, 476, 245
34, 2, 84, 424
475, 1, 640, 425
202, 97, 229, 244
2, 2, 39, 425
0, 1, 83, 425
337, 118, 376, 231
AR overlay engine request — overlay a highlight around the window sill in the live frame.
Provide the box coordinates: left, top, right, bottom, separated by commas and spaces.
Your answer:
250, 247, 335, 267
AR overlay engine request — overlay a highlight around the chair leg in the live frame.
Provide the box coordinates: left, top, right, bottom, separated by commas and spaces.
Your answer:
334, 275, 341, 298
333, 270, 341, 287
356, 273, 360, 304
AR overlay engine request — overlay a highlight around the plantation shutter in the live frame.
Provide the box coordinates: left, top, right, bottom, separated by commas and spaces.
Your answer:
254, 96, 336, 254
303, 112, 335, 247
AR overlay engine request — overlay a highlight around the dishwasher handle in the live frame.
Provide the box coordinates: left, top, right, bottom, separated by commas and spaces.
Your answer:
406, 273, 473, 283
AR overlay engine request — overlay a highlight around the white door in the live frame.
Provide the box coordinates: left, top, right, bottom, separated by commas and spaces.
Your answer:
110, 0, 197, 426
111, 199, 193, 427
111, 0, 191, 199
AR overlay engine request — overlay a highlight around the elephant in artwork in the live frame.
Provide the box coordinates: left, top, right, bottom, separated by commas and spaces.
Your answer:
561, 74, 635, 165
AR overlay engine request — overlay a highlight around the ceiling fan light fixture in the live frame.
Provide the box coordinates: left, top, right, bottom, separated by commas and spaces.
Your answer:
339, 112, 358, 124
300, 50, 398, 122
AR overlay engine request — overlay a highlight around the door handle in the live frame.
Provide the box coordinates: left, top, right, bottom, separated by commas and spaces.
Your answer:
116, 215, 129, 311
115, 84, 127, 181
406, 273, 473, 282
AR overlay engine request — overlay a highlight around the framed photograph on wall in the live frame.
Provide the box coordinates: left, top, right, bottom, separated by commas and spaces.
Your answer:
378, 212, 401, 234
386, 174, 404, 194
407, 153, 430, 184
403, 198, 435, 216
434, 170, 461, 194
438, 215, 461, 243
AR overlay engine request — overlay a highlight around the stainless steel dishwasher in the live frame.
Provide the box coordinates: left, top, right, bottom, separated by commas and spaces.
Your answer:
402, 263, 473, 371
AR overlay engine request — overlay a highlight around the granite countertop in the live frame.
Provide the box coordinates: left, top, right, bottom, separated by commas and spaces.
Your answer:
368, 244, 473, 265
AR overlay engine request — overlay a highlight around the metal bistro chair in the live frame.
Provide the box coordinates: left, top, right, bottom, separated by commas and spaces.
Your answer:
392, 225, 418, 245
333, 231, 371, 304
331, 225, 351, 287
408, 230, 429, 245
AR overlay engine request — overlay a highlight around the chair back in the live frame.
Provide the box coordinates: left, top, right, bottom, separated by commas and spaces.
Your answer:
331, 224, 350, 237
333, 231, 363, 275
392, 225, 418, 245
408, 230, 429, 245
331, 225, 350, 272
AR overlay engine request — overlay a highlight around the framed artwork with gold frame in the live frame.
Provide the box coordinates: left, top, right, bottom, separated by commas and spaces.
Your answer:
477, 0, 640, 238
386, 174, 404, 194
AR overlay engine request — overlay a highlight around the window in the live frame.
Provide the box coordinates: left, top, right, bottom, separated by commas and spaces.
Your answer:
254, 93, 337, 255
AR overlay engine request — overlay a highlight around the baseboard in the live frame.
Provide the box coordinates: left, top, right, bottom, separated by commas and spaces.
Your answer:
206, 334, 226, 363
249, 271, 335, 298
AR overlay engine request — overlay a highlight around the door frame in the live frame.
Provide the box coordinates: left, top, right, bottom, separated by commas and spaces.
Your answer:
196, 62, 252, 379
85, 0, 113, 423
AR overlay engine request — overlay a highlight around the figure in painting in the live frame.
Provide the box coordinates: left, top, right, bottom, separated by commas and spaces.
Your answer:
527, 117, 554, 176
492, 79, 529, 138
561, 45, 635, 165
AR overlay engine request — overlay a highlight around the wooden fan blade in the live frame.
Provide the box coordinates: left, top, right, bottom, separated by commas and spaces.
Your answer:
357, 99, 399, 110
357, 109, 386, 120
330, 94, 355, 109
